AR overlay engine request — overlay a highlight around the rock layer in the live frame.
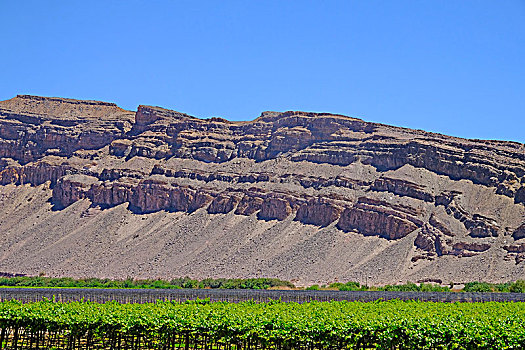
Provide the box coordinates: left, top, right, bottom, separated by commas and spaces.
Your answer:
0, 95, 524, 285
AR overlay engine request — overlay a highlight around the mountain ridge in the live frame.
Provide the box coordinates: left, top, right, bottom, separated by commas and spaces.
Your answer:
0, 95, 523, 286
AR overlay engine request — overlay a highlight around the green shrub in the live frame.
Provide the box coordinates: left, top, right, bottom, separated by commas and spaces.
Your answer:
510, 280, 525, 293
381, 282, 420, 292
339, 281, 364, 291
419, 283, 451, 292
306, 284, 320, 290
495, 282, 512, 293
463, 282, 493, 293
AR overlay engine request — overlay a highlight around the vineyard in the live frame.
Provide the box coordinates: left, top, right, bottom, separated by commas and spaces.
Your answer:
3, 287, 525, 304
0, 299, 524, 349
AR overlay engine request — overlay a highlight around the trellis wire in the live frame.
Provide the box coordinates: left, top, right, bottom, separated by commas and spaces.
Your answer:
0, 288, 524, 304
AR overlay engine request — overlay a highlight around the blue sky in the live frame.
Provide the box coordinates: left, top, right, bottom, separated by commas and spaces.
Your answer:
1, 1, 524, 142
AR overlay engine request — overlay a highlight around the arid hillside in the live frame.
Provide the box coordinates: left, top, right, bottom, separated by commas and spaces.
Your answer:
0, 95, 524, 286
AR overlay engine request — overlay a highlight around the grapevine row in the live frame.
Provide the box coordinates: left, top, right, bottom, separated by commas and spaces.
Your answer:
0, 299, 524, 349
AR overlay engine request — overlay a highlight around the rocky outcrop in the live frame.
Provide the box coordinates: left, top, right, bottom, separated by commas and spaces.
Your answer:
1, 94, 525, 283
505, 243, 525, 254
435, 191, 462, 206
52, 175, 99, 208
414, 224, 450, 259
466, 214, 500, 238
371, 177, 434, 202
414, 224, 490, 260
207, 193, 243, 214
107, 104, 525, 204
48, 174, 443, 242
451, 241, 491, 253
337, 197, 422, 239
89, 180, 136, 208
152, 164, 369, 191
436, 192, 500, 238
516, 187, 525, 205
99, 168, 146, 181
448, 242, 491, 258
234, 190, 265, 216
259, 196, 294, 221
152, 165, 266, 185
295, 198, 343, 227
429, 214, 454, 237
513, 223, 525, 240
0, 95, 134, 163
294, 174, 367, 190
0, 161, 71, 186
504, 243, 525, 264
53, 175, 216, 213
132, 180, 214, 213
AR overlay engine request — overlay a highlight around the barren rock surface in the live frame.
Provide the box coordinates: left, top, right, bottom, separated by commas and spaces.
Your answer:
0, 95, 524, 286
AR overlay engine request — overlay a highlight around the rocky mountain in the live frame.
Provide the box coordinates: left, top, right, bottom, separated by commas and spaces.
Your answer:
0, 94, 524, 286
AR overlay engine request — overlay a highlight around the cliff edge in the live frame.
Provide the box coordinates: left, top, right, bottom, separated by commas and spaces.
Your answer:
0, 95, 523, 285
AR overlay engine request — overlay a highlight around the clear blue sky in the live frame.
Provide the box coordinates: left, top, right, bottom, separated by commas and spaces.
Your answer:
1, 1, 524, 142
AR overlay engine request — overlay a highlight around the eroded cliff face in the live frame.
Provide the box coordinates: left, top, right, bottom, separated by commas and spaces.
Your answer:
0, 95, 524, 285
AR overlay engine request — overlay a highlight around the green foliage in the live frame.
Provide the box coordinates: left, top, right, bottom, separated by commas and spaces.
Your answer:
463, 281, 494, 293
418, 283, 451, 292
319, 281, 450, 292
6, 276, 525, 294
329, 281, 365, 291
509, 280, 525, 293
0, 276, 294, 290
460, 280, 525, 293
1, 300, 525, 349
378, 282, 451, 292
381, 282, 419, 291
305, 284, 320, 290
495, 282, 513, 292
